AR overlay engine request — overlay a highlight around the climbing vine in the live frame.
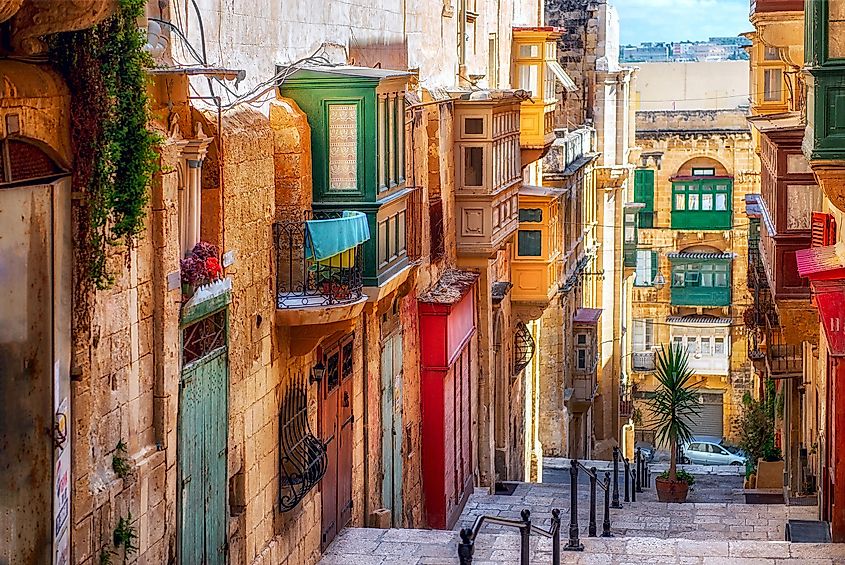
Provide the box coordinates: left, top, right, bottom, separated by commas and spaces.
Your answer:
49, 0, 160, 288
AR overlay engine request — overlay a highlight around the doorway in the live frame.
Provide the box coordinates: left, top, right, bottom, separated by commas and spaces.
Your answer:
381, 329, 404, 526
178, 310, 229, 565
320, 335, 355, 550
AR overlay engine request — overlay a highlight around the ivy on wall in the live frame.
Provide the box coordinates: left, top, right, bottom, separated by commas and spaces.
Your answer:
50, 0, 160, 288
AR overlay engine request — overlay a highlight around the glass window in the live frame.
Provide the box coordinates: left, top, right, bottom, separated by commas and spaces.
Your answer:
701, 337, 712, 356
519, 208, 543, 222
701, 193, 713, 211
715, 193, 728, 211
673, 336, 683, 350
688, 193, 700, 210
635, 250, 654, 286
328, 104, 358, 191
675, 193, 686, 210
577, 333, 588, 345
465, 117, 484, 135
714, 337, 726, 356
692, 167, 715, 176
764, 46, 781, 61
672, 265, 685, 287
519, 44, 540, 58
764, 69, 783, 102
464, 147, 483, 186
685, 270, 700, 285
687, 337, 698, 354
577, 348, 587, 369
517, 230, 542, 256
786, 184, 823, 230
518, 64, 540, 96
701, 264, 714, 287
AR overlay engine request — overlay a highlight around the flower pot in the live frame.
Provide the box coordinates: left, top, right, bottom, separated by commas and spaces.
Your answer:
655, 476, 690, 503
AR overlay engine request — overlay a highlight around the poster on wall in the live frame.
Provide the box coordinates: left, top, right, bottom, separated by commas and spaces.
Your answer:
54, 396, 70, 565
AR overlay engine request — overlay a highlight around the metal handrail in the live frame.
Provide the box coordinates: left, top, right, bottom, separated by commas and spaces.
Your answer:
458, 508, 561, 565
574, 460, 608, 492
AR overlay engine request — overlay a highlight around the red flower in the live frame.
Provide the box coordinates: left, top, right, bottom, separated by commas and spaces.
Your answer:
205, 257, 222, 280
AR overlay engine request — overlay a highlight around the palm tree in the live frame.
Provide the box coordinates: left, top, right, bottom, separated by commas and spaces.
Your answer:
647, 343, 701, 482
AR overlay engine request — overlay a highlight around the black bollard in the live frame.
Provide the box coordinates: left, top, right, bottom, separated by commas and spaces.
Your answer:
519, 509, 531, 565
602, 472, 613, 537
636, 448, 643, 493
588, 466, 598, 537
631, 465, 637, 503
624, 457, 630, 503
612, 447, 622, 508
564, 460, 584, 551
552, 508, 561, 565
458, 528, 474, 565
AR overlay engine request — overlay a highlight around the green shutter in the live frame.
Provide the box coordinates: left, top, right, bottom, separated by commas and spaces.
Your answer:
634, 169, 655, 228
650, 251, 658, 282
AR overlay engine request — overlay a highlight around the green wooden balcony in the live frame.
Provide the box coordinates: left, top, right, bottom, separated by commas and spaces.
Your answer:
669, 252, 733, 307
671, 178, 733, 230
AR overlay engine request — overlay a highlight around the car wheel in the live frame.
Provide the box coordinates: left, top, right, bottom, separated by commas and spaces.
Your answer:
730, 461, 741, 466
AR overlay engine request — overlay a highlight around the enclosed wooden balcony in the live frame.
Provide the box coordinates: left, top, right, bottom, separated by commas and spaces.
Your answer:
750, 0, 804, 16
512, 27, 576, 166
452, 91, 522, 256
511, 185, 565, 306
669, 251, 733, 307
569, 308, 601, 406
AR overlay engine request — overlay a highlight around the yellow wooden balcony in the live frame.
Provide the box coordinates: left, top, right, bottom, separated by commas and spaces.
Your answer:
512, 185, 565, 306
512, 27, 576, 166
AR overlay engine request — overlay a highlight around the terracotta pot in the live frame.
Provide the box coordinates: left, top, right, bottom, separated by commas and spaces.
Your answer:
655, 476, 690, 503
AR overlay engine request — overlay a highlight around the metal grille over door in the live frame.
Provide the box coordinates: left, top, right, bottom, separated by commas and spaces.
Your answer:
513, 321, 535, 374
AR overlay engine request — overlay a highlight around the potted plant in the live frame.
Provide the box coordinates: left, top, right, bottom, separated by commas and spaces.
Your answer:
647, 343, 701, 503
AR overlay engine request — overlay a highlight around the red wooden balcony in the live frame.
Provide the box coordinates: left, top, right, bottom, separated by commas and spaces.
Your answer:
750, 0, 804, 16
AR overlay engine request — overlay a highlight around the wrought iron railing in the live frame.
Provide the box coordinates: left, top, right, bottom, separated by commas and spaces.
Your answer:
274, 212, 365, 309
514, 321, 536, 374
278, 374, 327, 511
767, 331, 803, 375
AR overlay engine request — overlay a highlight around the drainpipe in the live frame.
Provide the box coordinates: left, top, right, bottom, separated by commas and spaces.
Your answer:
362, 310, 370, 522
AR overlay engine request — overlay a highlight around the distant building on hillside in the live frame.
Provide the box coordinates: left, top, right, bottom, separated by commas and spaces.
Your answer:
621, 37, 750, 63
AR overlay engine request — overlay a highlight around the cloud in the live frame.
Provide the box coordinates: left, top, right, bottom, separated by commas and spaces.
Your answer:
613, 0, 750, 44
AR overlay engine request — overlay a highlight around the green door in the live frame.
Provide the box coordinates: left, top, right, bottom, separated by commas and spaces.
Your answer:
380, 331, 403, 526
179, 311, 228, 564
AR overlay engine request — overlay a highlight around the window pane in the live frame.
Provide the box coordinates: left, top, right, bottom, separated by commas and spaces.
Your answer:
692, 168, 715, 176
465, 117, 484, 135
517, 230, 542, 256
701, 272, 714, 287
714, 337, 725, 355
830, 0, 845, 58
519, 208, 543, 222
687, 337, 697, 353
702, 193, 713, 210
715, 193, 728, 211
715, 272, 728, 287
328, 104, 358, 190
577, 334, 587, 345
764, 46, 781, 61
518, 64, 539, 96
675, 193, 686, 210
764, 68, 782, 101
786, 184, 822, 230
688, 193, 700, 210
672, 265, 685, 286
636, 250, 653, 285
465, 147, 483, 186
519, 44, 540, 58
701, 337, 712, 356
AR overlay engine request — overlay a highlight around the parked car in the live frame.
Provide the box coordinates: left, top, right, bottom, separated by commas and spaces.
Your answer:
635, 441, 655, 463
682, 437, 747, 466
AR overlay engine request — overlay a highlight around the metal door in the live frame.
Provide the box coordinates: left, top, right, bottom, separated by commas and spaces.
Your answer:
381, 332, 403, 526
0, 179, 71, 565
689, 393, 724, 438
178, 311, 228, 565
320, 336, 354, 550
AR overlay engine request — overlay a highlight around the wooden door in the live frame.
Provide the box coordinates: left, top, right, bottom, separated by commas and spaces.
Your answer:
179, 311, 228, 565
320, 336, 355, 550
381, 332, 404, 526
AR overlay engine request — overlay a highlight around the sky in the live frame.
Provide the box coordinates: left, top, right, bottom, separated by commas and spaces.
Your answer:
614, 0, 750, 45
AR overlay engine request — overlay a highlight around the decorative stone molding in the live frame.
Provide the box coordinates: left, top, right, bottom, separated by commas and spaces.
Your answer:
9, 0, 116, 55
0, 0, 24, 24
811, 161, 845, 213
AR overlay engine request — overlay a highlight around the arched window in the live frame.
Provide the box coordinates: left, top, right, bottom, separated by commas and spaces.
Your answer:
0, 138, 65, 187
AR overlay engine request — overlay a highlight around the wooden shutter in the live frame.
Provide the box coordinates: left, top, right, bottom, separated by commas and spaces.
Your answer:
634, 169, 655, 228
811, 212, 837, 247
650, 251, 658, 282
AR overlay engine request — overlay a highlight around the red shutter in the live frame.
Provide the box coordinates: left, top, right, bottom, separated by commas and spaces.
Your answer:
811, 212, 837, 247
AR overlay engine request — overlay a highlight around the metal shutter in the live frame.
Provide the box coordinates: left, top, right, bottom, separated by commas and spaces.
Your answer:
688, 392, 724, 438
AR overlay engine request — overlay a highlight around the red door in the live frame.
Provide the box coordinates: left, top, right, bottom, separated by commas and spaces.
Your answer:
320, 336, 354, 550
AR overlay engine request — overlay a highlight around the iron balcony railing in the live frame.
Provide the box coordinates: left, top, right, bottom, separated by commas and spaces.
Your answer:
632, 350, 656, 371
274, 212, 365, 309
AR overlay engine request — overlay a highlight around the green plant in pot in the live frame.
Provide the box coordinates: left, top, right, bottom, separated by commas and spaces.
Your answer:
646, 343, 701, 503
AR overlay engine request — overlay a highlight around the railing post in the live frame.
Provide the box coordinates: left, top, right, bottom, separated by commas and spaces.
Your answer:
551, 508, 561, 565
520, 509, 531, 565
612, 447, 622, 508
564, 460, 584, 551
602, 472, 613, 537
458, 528, 474, 565
624, 457, 630, 503
588, 466, 597, 537
631, 464, 637, 503
636, 448, 643, 493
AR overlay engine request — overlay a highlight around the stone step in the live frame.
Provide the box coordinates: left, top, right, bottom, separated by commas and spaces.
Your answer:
320, 528, 845, 564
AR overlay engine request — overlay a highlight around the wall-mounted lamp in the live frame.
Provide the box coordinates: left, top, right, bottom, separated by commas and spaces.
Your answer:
653, 271, 666, 290
310, 361, 326, 384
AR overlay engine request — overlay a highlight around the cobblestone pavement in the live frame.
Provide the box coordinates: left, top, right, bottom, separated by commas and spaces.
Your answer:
320, 463, 839, 564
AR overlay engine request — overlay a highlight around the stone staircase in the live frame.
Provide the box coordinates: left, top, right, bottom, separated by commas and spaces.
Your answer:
320, 467, 842, 564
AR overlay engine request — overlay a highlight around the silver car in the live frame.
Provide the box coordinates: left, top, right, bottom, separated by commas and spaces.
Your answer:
683, 439, 746, 466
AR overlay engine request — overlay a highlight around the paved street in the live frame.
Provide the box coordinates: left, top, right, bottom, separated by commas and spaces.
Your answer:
321, 464, 841, 564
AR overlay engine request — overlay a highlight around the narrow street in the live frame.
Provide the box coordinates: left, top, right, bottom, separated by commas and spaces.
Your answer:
321, 465, 837, 564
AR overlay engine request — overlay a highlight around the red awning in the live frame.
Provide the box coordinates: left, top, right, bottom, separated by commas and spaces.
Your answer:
811, 280, 845, 356
796, 242, 845, 281
574, 308, 602, 324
